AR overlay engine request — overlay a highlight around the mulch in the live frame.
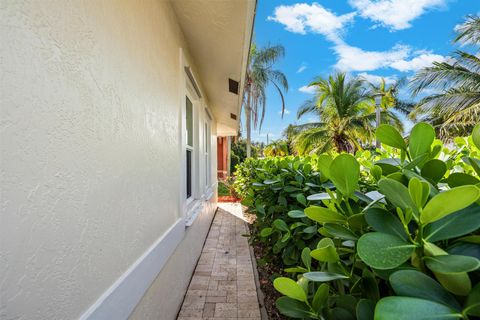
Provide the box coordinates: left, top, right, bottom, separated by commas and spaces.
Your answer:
218, 195, 241, 202
244, 212, 288, 320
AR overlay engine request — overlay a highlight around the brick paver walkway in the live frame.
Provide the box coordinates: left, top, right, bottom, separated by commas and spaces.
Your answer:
177, 203, 261, 319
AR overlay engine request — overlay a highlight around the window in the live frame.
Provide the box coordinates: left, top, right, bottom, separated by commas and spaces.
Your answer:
186, 96, 193, 199
204, 120, 211, 188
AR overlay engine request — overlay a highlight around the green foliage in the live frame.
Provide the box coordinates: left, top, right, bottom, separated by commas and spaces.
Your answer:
410, 15, 480, 139
235, 122, 480, 319
264, 140, 289, 157
218, 181, 230, 197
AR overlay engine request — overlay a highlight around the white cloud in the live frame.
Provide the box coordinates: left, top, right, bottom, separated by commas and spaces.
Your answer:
334, 42, 446, 72
268, 3, 356, 41
299, 85, 316, 94
334, 42, 410, 71
357, 72, 397, 85
349, 0, 446, 30
297, 65, 307, 73
390, 52, 446, 71
278, 109, 291, 115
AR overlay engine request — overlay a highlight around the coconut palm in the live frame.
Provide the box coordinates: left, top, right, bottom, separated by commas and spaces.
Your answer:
365, 77, 414, 147
264, 140, 289, 157
293, 73, 403, 154
410, 15, 480, 138
243, 44, 288, 157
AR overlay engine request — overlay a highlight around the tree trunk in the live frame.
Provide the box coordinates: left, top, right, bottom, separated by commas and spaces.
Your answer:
246, 93, 252, 158
375, 104, 381, 149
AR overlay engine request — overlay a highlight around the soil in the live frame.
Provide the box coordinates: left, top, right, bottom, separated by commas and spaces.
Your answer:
244, 211, 288, 320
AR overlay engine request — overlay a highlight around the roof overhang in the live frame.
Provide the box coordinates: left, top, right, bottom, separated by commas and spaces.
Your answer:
171, 0, 256, 136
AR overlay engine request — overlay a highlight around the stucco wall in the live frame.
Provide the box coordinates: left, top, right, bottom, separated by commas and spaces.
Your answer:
129, 196, 217, 320
0, 1, 216, 319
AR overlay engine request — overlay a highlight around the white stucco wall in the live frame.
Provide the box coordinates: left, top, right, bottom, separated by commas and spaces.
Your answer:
0, 1, 217, 319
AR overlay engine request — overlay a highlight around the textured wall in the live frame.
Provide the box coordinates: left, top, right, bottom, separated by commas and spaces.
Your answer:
129, 197, 217, 320
0, 1, 210, 319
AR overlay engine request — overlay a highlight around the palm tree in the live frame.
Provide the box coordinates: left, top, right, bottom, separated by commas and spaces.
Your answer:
264, 140, 289, 157
293, 73, 403, 154
410, 15, 480, 139
243, 44, 288, 157
365, 77, 414, 147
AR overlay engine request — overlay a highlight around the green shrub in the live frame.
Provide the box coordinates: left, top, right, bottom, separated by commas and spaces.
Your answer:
236, 123, 480, 320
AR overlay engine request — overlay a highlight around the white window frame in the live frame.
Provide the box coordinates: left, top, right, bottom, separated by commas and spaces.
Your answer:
204, 115, 211, 190
185, 92, 195, 206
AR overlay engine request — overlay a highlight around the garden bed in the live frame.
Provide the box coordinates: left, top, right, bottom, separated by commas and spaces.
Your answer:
232, 123, 480, 319
248, 222, 287, 320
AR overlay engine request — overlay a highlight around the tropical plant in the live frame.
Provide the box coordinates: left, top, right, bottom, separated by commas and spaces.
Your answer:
243, 43, 289, 157
410, 15, 480, 139
366, 77, 414, 147
293, 73, 403, 154
236, 122, 480, 319
264, 140, 289, 157
230, 138, 261, 173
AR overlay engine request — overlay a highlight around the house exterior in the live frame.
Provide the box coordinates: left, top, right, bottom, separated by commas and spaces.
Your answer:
0, 1, 255, 319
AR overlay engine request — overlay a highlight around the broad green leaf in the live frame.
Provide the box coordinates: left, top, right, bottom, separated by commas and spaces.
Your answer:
371, 165, 382, 181
273, 277, 307, 302
296, 193, 307, 206
275, 297, 313, 318
378, 178, 419, 218
260, 227, 273, 237
303, 225, 317, 234
303, 272, 348, 282
374, 297, 460, 320
264, 179, 281, 185
284, 267, 309, 273
463, 156, 480, 176
288, 210, 306, 218
409, 122, 435, 159
311, 238, 339, 262
465, 283, 480, 316
304, 206, 346, 224
357, 232, 414, 269
389, 270, 461, 310
448, 242, 480, 260
425, 255, 480, 273
347, 213, 367, 230
317, 154, 333, 180
365, 208, 407, 241
324, 224, 358, 240
424, 243, 473, 296
301, 247, 311, 270
472, 123, 480, 149
307, 192, 332, 201
284, 186, 301, 193
457, 235, 480, 244
312, 283, 329, 311
356, 299, 374, 320
421, 159, 447, 183
434, 272, 471, 296
447, 172, 480, 187
376, 124, 406, 150
408, 177, 429, 209
424, 204, 480, 242
420, 185, 480, 224
273, 219, 289, 232
329, 154, 360, 197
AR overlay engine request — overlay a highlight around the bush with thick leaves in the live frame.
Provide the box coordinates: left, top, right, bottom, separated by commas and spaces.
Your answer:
237, 123, 480, 320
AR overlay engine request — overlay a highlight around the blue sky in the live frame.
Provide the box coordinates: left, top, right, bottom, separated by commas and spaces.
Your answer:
244, 0, 478, 143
